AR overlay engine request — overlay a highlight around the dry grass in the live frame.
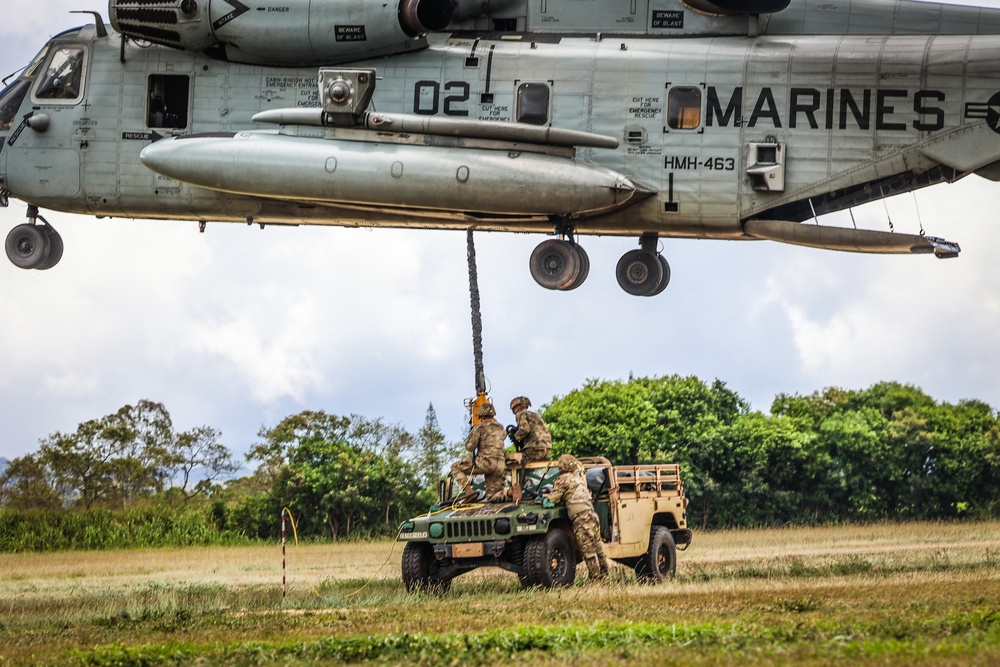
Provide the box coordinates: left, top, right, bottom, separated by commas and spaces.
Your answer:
0, 521, 997, 666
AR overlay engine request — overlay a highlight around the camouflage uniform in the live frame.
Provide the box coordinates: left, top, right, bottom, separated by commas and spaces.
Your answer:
451, 416, 507, 499
513, 407, 552, 463
548, 455, 609, 581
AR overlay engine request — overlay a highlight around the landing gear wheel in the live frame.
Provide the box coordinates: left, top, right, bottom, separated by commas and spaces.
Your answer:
562, 244, 589, 291
529, 239, 581, 290
616, 249, 663, 296
5, 224, 51, 270
401, 541, 451, 592
37, 226, 64, 270
647, 254, 670, 296
634, 526, 677, 583
523, 528, 577, 588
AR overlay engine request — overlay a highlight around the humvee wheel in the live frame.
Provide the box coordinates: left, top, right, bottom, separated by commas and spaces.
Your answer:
523, 528, 577, 588
635, 526, 677, 583
401, 542, 451, 592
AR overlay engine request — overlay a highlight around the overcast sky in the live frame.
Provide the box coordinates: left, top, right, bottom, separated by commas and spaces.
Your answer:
2, 0, 1000, 465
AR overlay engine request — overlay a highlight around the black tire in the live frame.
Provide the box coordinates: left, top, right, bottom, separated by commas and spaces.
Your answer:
37, 227, 63, 270
5, 224, 50, 270
561, 243, 590, 291
615, 249, 663, 296
523, 529, 577, 588
401, 542, 451, 592
647, 254, 670, 296
529, 239, 580, 290
635, 526, 677, 583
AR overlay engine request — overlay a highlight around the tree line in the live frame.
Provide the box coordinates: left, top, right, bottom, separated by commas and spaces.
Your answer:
542, 377, 1000, 527
2, 377, 998, 551
0, 401, 458, 550
0, 400, 237, 511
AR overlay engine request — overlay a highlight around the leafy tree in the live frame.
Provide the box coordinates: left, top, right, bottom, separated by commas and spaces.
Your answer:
247, 411, 431, 539
37, 419, 118, 509
542, 378, 661, 464
773, 383, 1000, 522
0, 454, 62, 510
167, 426, 239, 502
247, 411, 351, 481
32, 400, 176, 509
108, 400, 175, 503
6, 401, 238, 511
683, 413, 822, 528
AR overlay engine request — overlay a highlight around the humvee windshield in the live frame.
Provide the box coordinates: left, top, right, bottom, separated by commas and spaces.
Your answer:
445, 464, 562, 502
520, 465, 560, 500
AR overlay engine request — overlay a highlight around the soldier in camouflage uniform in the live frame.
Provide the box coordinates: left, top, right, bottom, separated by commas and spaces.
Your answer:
451, 402, 507, 501
509, 396, 552, 463
545, 454, 610, 582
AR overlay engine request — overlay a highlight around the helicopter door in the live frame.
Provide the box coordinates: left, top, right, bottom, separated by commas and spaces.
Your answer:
5, 44, 88, 202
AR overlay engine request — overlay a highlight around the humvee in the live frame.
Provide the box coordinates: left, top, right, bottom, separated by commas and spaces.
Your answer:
397, 456, 691, 590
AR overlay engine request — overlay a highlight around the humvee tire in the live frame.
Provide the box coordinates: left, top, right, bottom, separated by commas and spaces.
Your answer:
523, 528, 577, 588
401, 541, 451, 592
635, 526, 677, 582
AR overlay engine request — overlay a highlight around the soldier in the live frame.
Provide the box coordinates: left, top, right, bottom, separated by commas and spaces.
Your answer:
508, 396, 552, 463
450, 402, 507, 501
544, 454, 610, 582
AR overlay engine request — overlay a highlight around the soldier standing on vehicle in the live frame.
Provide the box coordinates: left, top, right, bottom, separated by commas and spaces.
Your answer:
508, 396, 551, 463
544, 454, 610, 582
451, 402, 507, 501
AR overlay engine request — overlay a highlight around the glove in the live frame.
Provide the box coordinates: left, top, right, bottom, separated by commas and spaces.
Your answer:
506, 425, 522, 450
542, 498, 555, 509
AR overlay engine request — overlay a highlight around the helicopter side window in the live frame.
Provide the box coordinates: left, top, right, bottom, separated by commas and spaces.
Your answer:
516, 82, 550, 125
34, 46, 86, 102
0, 80, 31, 131
666, 86, 702, 130
147, 74, 190, 130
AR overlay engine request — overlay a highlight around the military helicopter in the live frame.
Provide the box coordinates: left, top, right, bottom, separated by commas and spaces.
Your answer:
1, 0, 997, 296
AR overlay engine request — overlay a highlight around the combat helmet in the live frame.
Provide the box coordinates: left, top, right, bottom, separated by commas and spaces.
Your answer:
510, 396, 531, 411
557, 454, 580, 473
477, 402, 496, 418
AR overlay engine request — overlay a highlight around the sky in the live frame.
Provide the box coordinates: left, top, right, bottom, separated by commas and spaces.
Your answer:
2, 0, 1000, 467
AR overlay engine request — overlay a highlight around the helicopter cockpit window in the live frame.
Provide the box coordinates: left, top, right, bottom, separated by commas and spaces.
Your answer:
0, 80, 31, 131
147, 74, 190, 130
666, 86, 702, 130
33, 46, 86, 103
516, 82, 550, 125
22, 45, 52, 79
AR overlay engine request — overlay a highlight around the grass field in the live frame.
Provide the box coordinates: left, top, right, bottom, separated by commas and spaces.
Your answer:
1, 521, 998, 665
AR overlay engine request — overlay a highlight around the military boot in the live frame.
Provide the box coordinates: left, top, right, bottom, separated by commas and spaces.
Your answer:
586, 556, 606, 582
597, 552, 610, 578
487, 488, 509, 503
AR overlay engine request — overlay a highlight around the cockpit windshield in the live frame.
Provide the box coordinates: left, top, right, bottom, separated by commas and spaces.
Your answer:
0, 45, 50, 131
33, 45, 86, 103
22, 44, 52, 80
0, 80, 30, 132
